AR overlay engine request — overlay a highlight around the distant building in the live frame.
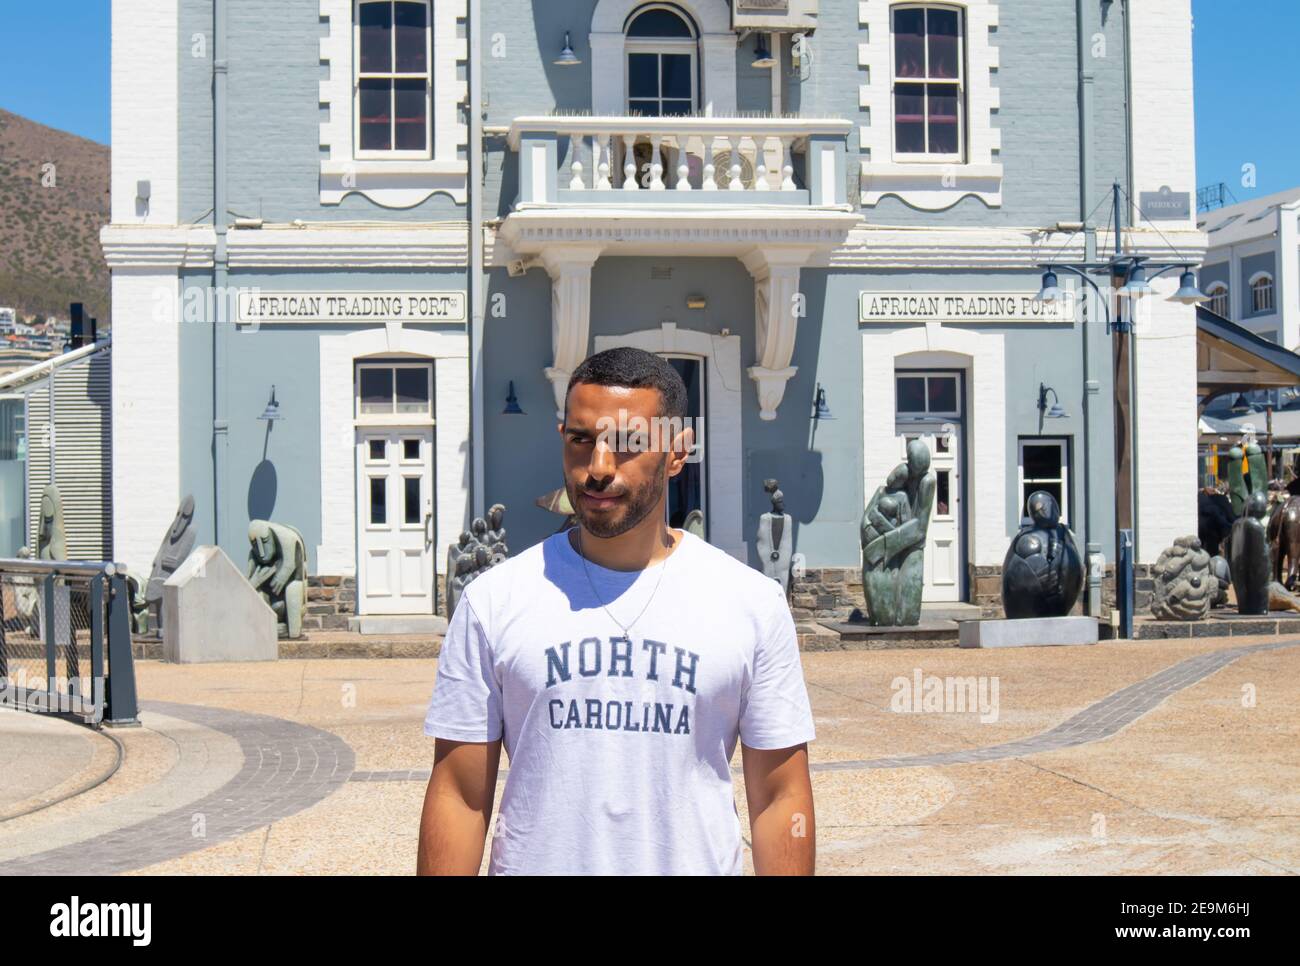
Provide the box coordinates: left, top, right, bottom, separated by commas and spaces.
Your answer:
0, 308, 15, 334
1199, 187, 1300, 350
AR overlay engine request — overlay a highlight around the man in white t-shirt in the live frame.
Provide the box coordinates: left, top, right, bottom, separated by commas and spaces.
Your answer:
418, 347, 817, 875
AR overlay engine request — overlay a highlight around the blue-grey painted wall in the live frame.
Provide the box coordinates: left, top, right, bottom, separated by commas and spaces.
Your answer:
1240, 251, 1276, 319
179, 268, 468, 571
179, 0, 466, 224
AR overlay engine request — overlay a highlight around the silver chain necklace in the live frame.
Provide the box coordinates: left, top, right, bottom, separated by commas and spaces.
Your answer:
576, 527, 677, 637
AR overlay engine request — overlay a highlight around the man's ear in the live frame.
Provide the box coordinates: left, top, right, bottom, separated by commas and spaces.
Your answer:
666, 424, 694, 479
556, 420, 565, 437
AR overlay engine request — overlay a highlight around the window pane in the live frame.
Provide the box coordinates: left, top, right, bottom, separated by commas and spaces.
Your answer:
662, 99, 693, 116
628, 99, 660, 117
360, 368, 393, 413
628, 53, 658, 98
928, 376, 957, 413
404, 476, 421, 524
927, 8, 961, 79
403, 438, 420, 461
368, 439, 385, 461
358, 1, 392, 73
894, 7, 925, 78
370, 476, 387, 525
359, 78, 392, 151
896, 376, 926, 413
627, 9, 693, 37
395, 367, 429, 413
895, 83, 926, 153
661, 54, 692, 99
936, 469, 950, 515
928, 84, 960, 154
1022, 443, 1062, 481
394, 1, 427, 73
394, 78, 427, 151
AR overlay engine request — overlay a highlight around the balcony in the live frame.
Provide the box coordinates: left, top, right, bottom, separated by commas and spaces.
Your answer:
499, 115, 858, 258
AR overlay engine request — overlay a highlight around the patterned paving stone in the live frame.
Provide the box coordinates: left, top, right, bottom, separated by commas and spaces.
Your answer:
351, 639, 1300, 782
0, 701, 354, 876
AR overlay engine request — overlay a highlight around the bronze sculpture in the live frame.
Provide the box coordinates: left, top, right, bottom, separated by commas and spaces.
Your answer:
1001, 491, 1084, 619
860, 440, 935, 627
756, 479, 794, 594
445, 503, 508, 615
146, 495, 197, 634
1229, 492, 1271, 615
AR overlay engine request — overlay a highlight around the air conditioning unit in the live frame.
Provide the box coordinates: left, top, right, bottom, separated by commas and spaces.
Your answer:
732, 0, 819, 32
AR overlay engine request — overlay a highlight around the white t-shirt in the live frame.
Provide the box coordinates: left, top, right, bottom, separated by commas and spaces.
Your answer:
423, 528, 816, 875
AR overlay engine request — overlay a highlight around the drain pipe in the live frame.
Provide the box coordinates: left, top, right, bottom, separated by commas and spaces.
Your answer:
468, 0, 485, 521
212, 0, 230, 548
1076, 0, 1101, 614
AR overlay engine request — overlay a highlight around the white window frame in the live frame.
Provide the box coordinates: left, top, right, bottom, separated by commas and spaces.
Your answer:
1206, 282, 1230, 318
889, 3, 966, 163
894, 371, 961, 419
353, 0, 433, 160
355, 361, 435, 424
624, 5, 699, 116
1017, 437, 1070, 525
1249, 272, 1275, 314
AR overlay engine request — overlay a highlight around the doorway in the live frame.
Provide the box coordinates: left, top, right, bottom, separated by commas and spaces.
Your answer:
895, 369, 967, 602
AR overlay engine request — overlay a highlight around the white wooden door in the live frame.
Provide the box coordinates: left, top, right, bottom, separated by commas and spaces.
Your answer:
356, 428, 434, 615
898, 425, 963, 603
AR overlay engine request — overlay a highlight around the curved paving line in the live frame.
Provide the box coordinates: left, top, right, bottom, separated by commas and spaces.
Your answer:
0, 701, 354, 876
814, 639, 1300, 772
0, 727, 124, 823
350, 639, 1300, 782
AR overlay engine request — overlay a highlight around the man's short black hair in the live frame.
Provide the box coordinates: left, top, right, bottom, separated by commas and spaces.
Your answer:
565, 347, 688, 420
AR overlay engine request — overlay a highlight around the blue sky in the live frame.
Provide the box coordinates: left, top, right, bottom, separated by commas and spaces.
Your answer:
0, 0, 1296, 197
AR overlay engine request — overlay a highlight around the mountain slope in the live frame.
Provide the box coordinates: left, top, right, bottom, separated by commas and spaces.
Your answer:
0, 107, 110, 323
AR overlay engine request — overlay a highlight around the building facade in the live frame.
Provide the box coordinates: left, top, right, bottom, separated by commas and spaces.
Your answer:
104, 0, 1204, 623
1199, 187, 1300, 351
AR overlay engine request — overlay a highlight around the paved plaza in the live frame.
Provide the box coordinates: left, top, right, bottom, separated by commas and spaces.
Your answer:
2, 635, 1297, 875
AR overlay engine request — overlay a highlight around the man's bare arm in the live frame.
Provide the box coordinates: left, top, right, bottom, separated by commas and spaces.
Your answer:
417, 737, 502, 875
741, 742, 815, 876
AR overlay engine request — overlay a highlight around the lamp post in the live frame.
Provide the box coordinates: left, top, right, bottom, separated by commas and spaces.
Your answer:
1035, 181, 1207, 638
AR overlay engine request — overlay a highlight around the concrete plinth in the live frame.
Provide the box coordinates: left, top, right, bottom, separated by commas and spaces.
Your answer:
162, 546, 278, 663
959, 616, 1099, 648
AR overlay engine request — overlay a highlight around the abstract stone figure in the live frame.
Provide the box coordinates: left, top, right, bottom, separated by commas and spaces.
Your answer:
1150, 536, 1214, 621
12, 545, 40, 635
445, 504, 509, 616
682, 509, 705, 538
1001, 491, 1085, 620
36, 484, 66, 560
860, 439, 935, 627
1268, 582, 1300, 614
124, 571, 151, 635
1228, 491, 1271, 616
246, 520, 307, 638
756, 479, 794, 594
1227, 442, 1267, 518
146, 495, 197, 635
1208, 555, 1232, 608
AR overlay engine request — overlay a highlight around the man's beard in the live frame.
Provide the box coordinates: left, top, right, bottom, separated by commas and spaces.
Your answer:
571, 455, 666, 538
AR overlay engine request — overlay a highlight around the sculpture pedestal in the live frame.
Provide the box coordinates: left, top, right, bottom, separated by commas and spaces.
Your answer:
959, 616, 1098, 649
163, 546, 278, 663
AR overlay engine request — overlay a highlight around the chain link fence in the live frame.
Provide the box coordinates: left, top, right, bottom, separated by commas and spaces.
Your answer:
0, 560, 138, 726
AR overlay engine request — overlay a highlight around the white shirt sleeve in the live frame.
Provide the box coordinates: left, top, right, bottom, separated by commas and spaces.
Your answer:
738, 584, 817, 750
423, 593, 504, 742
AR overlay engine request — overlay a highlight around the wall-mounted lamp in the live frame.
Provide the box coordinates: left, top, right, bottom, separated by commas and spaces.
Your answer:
751, 33, 775, 69
503, 380, 525, 415
555, 31, 581, 66
686, 294, 707, 310
812, 383, 834, 420
259, 385, 284, 421
1037, 383, 1067, 419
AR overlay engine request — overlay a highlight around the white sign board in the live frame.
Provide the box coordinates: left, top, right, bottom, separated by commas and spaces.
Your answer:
236, 291, 466, 325
859, 291, 1075, 325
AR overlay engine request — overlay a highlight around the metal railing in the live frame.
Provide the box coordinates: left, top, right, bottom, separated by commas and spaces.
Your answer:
0, 559, 139, 727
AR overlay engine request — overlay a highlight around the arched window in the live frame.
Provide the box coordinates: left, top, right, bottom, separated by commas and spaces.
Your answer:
355, 0, 432, 156
1250, 273, 1275, 314
625, 4, 698, 116
1206, 283, 1230, 318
